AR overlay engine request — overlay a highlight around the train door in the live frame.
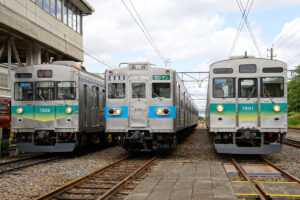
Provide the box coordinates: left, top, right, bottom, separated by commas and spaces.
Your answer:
237, 78, 258, 129
83, 84, 88, 128
129, 77, 148, 128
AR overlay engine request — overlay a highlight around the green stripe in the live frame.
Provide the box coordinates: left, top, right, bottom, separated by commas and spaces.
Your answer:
261, 103, 287, 119
12, 105, 79, 122
210, 103, 236, 118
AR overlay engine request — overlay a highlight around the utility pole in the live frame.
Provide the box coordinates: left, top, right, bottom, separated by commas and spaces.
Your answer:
267, 46, 276, 60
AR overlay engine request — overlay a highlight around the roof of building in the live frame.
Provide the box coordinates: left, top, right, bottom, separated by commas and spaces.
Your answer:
70, 0, 95, 15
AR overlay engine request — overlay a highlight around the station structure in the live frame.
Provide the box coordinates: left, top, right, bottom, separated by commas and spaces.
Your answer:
0, 0, 94, 96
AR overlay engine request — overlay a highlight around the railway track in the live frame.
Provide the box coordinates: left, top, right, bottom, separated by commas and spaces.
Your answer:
36, 155, 158, 200
0, 156, 61, 174
231, 156, 300, 200
283, 138, 300, 148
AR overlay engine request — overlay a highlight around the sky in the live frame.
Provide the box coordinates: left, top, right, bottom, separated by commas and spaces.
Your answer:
82, 0, 300, 112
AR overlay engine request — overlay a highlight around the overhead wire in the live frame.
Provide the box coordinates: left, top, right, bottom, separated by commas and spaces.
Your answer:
121, 0, 167, 64
83, 50, 114, 68
237, 0, 262, 57
229, 0, 251, 57
273, 19, 300, 47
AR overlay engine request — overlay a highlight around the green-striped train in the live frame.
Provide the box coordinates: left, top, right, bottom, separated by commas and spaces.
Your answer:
12, 61, 108, 152
206, 55, 287, 154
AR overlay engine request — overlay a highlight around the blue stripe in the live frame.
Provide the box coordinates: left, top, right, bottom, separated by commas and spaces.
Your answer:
149, 106, 176, 118
105, 106, 128, 118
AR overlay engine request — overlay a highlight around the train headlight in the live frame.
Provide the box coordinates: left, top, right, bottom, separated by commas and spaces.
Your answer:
115, 108, 122, 116
156, 108, 163, 115
216, 105, 224, 113
17, 107, 24, 114
273, 105, 281, 112
66, 107, 73, 114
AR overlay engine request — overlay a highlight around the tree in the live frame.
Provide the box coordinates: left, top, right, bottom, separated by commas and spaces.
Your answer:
288, 66, 300, 112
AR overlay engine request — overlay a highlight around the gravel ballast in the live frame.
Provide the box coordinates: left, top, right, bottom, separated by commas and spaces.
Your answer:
0, 146, 126, 200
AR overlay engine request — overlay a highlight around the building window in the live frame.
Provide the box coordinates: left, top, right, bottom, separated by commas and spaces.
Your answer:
44, 0, 50, 12
63, 2, 68, 25
77, 12, 82, 34
38, 0, 43, 8
57, 0, 62, 20
68, 6, 73, 28
50, 0, 56, 16
73, 8, 77, 31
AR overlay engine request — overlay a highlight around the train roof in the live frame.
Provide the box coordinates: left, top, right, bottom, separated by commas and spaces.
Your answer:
210, 57, 287, 67
109, 62, 174, 72
25, 61, 104, 80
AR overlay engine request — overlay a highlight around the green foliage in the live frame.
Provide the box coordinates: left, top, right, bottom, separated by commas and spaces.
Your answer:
288, 112, 300, 128
288, 66, 300, 112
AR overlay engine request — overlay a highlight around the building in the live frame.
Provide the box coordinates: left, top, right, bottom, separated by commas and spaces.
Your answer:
0, 0, 94, 96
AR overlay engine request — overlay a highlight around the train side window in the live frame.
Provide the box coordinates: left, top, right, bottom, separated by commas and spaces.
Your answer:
108, 83, 125, 99
213, 78, 235, 98
239, 78, 257, 98
0, 102, 8, 115
261, 77, 284, 98
132, 83, 146, 98
57, 82, 76, 100
239, 64, 256, 73
152, 83, 171, 98
213, 68, 233, 74
262, 67, 283, 73
14, 82, 34, 101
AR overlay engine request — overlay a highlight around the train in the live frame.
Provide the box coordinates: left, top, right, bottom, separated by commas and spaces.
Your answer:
0, 95, 11, 139
206, 55, 287, 154
105, 62, 199, 152
12, 61, 108, 152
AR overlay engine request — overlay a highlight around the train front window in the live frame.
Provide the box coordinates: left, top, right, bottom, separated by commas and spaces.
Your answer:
0, 103, 7, 115
14, 82, 33, 101
108, 83, 125, 99
35, 82, 55, 101
239, 78, 257, 98
261, 77, 284, 97
213, 78, 235, 98
132, 83, 146, 98
152, 83, 171, 98
57, 82, 76, 100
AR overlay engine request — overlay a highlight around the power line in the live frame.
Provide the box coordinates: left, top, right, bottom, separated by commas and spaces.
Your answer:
273, 19, 300, 47
84, 48, 114, 67
83, 49, 114, 68
229, 0, 251, 57
121, 0, 167, 65
237, 0, 262, 57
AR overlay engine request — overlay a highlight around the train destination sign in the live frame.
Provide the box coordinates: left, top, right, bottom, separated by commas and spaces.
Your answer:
153, 75, 170, 80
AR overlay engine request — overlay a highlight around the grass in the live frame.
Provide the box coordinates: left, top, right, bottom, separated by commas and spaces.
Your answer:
288, 112, 300, 128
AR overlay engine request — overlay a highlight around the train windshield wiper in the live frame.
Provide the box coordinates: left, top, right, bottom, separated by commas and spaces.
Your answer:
38, 90, 46, 102
264, 86, 274, 104
247, 87, 255, 100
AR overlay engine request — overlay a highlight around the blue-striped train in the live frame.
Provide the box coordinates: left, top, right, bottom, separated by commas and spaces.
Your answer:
206, 55, 287, 154
12, 61, 108, 152
105, 62, 199, 152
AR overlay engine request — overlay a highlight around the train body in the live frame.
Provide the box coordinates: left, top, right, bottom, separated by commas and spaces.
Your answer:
12, 61, 106, 152
0, 95, 11, 129
105, 62, 198, 152
206, 56, 287, 154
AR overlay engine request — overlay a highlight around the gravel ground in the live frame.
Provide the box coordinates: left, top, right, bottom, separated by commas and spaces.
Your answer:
0, 146, 126, 200
262, 145, 300, 180
162, 123, 226, 162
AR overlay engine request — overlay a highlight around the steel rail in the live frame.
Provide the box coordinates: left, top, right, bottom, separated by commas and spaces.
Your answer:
0, 156, 61, 174
261, 157, 300, 184
97, 155, 158, 200
230, 156, 266, 200
283, 138, 300, 149
35, 156, 128, 200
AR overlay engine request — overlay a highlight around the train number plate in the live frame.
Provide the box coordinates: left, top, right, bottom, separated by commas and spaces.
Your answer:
153, 75, 170, 80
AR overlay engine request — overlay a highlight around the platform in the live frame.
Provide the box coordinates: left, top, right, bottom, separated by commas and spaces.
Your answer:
242, 164, 281, 177
256, 181, 300, 199
231, 181, 258, 199
125, 161, 236, 200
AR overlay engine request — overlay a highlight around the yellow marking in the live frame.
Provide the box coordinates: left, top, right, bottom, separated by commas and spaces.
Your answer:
236, 193, 258, 196
256, 181, 297, 184
231, 181, 249, 183
269, 194, 291, 197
